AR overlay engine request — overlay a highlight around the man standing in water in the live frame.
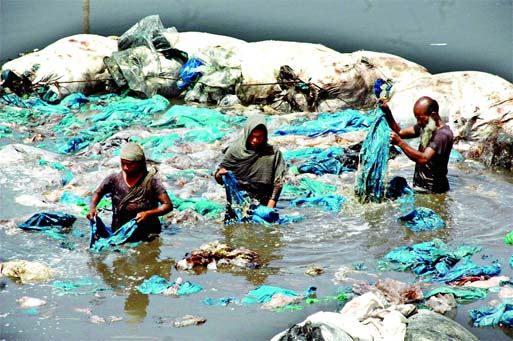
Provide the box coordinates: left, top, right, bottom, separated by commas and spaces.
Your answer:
214, 115, 287, 219
380, 96, 454, 193
87, 142, 173, 241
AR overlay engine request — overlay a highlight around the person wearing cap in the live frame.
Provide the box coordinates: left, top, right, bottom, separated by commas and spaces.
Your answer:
86, 142, 173, 241
214, 115, 287, 217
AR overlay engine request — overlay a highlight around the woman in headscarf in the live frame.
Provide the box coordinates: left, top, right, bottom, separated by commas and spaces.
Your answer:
86, 142, 173, 241
214, 115, 287, 212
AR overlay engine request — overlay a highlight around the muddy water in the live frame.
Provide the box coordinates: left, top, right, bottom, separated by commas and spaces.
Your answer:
2, 142, 513, 340
1, 1, 513, 338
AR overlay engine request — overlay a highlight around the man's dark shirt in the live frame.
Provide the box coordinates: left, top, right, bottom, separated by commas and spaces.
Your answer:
412, 124, 454, 193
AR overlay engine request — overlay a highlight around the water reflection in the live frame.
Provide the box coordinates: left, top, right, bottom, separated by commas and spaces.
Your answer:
221, 223, 284, 286
88, 238, 172, 324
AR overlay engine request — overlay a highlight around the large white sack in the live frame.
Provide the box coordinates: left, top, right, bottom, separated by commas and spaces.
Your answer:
0, 259, 53, 283
167, 31, 247, 62
386, 71, 513, 142
236, 40, 430, 108
167, 34, 430, 110
1, 34, 118, 98
350, 50, 430, 85
270, 311, 374, 341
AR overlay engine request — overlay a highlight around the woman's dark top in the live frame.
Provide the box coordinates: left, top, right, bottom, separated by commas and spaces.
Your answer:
95, 171, 167, 239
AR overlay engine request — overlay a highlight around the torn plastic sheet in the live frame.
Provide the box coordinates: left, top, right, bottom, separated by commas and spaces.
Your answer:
223, 171, 304, 225
89, 216, 141, 253
137, 275, 203, 295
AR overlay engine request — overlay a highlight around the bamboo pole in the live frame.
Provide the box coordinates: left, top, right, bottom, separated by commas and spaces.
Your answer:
83, 0, 90, 34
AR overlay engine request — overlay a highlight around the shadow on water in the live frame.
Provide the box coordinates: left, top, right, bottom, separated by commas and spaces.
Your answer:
219, 223, 284, 286
88, 238, 173, 325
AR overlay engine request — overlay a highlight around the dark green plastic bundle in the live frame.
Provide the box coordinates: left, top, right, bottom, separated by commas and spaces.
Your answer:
504, 229, 513, 245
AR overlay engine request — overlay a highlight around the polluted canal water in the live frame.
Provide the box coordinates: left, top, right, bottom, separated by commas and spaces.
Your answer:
1, 1, 513, 340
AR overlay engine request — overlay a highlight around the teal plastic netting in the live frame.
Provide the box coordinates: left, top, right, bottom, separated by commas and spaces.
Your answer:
398, 207, 446, 232
470, 303, 513, 327
149, 105, 245, 129
425, 286, 487, 303
281, 177, 338, 200
223, 171, 303, 225
137, 275, 203, 295
290, 194, 346, 212
378, 238, 484, 279
169, 193, 224, 219
272, 110, 373, 137
52, 277, 111, 296
203, 285, 316, 308
35, 94, 170, 154
89, 216, 140, 253
282, 177, 345, 212
354, 107, 390, 203
18, 212, 78, 242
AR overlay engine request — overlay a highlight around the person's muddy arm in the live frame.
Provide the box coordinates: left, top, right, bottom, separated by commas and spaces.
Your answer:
379, 100, 417, 138
134, 192, 173, 223
267, 185, 283, 208
214, 167, 228, 185
86, 191, 102, 221
391, 133, 435, 164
